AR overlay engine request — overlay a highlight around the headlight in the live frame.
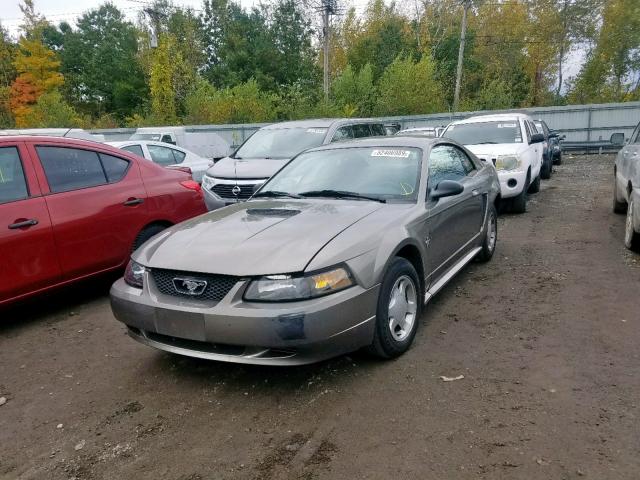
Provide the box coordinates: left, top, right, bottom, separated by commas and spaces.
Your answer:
244, 267, 354, 302
494, 155, 521, 171
202, 175, 214, 190
124, 260, 145, 288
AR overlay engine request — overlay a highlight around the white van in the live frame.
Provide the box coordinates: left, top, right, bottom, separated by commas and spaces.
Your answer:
130, 127, 229, 161
442, 113, 544, 213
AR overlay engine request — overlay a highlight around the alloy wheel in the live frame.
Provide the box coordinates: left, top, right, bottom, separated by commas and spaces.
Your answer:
388, 275, 417, 342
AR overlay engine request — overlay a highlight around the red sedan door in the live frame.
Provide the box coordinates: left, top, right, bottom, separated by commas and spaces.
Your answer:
0, 142, 61, 304
29, 142, 150, 280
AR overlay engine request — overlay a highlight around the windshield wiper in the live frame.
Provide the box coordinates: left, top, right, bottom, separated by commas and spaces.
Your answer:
299, 189, 386, 203
474, 141, 498, 144
253, 190, 302, 199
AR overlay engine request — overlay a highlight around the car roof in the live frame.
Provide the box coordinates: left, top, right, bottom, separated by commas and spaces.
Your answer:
452, 113, 532, 125
0, 135, 104, 146
260, 118, 384, 130
108, 140, 185, 149
305, 136, 440, 153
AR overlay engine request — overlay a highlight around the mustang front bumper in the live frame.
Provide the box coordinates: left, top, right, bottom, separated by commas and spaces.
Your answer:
110, 276, 379, 366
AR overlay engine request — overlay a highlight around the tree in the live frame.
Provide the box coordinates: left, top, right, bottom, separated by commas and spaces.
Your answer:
58, 4, 147, 119
569, 0, 640, 103
22, 90, 82, 127
0, 23, 17, 127
375, 56, 445, 116
331, 64, 375, 116
149, 35, 179, 124
10, 37, 64, 127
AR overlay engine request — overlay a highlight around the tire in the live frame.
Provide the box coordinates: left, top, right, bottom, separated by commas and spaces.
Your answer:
368, 258, 421, 359
553, 152, 562, 165
541, 155, 552, 180
613, 174, 627, 214
510, 186, 528, 214
476, 204, 498, 262
624, 197, 640, 253
528, 172, 541, 193
132, 224, 167, 252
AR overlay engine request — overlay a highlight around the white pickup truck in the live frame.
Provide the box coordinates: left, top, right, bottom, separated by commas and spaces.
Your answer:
442, 113, 545, 213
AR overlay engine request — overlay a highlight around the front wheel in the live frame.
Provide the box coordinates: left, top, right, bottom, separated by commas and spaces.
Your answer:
368, 258, 421, 359
510, 187, 528, 214
541, 156, 552, 180
133, 224, 168, 252
528, 172, 541, 193
553, 152, 562, 165
624, 197, 640, 252
476, 204, 498, 262
613, 175, 627, 214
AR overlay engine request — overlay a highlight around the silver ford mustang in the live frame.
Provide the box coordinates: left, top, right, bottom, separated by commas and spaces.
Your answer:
110, 137, 501, 365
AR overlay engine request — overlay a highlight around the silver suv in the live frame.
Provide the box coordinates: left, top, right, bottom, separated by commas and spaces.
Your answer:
201, 119, 386, 210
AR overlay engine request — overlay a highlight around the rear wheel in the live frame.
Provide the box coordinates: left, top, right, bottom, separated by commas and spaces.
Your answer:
368, 258, 421, 359
133, 224, 168, 252
476, 204, 498, 262
624, 197, 640, 252
613, 175, 627, 214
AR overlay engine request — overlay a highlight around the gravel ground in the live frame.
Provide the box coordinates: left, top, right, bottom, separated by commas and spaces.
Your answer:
1, 154, 639, 480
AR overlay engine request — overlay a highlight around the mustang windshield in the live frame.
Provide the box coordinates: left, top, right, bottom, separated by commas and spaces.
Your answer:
234, 128, 328, 159
444, 121, 523, 145
260, 147, 422, 202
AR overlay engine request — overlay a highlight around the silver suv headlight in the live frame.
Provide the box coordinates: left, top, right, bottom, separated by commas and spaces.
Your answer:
494, 155, 521, 171
201, 175, 214, 190
244, 266, 354, 302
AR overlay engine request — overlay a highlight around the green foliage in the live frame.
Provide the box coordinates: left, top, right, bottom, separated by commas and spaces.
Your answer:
331, 64, 376, 117
57, 4, 147, 119
375, 56, 446, 116
184, 78, 277, 124
22, 90, 82, 128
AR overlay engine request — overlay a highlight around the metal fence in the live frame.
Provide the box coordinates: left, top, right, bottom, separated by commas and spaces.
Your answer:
91, 101, 640, 153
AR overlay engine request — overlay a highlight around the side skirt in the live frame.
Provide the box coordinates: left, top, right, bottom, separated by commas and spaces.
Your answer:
424, 247, 481, 304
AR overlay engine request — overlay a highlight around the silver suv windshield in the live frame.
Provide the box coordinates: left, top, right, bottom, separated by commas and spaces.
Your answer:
234, 127, 328, 159
444, 121, 523, 145
258, 147, 422, 202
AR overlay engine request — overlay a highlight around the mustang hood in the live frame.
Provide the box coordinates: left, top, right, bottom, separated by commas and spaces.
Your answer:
134, 200, 384, 276
207, 157, 289, 179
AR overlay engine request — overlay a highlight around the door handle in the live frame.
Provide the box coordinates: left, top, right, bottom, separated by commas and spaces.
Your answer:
123, 198, 144, 206
472, 189, 480, 196
9, 219, 38, 229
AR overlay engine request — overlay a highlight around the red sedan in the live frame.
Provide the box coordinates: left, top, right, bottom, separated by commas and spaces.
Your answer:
0, 136, 207, 307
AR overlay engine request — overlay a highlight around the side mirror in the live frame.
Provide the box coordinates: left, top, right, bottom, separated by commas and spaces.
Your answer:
530, 133, 545, 144
430, 180, 464, 201
610, 132, 625, 146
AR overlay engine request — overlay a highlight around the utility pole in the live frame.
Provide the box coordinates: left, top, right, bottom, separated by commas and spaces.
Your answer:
321, 0, 336, 103
453, 0, 471, 114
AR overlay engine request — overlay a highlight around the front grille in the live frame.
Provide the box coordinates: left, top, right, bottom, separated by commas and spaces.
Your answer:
211, 183, 255, 200
151, 268, 238, 302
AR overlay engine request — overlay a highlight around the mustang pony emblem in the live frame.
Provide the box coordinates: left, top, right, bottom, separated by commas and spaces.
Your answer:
172, 277, 207, 296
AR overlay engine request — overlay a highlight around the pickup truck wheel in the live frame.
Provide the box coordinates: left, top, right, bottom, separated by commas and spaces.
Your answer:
553, 152, 562, 165
133, 224, 168, 253
624, 197, 640, 252
528, 172, 541, 193
541, 156, 552, 180
368, 258, 421, 359
510, 186, 528, 214
613, 175, 627, 214
476, 205, 498, 262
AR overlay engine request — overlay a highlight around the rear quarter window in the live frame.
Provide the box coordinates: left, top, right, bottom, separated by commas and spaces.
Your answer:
122, 144, 144, 158
99, 153, 130, 183
36, 146, 107, 193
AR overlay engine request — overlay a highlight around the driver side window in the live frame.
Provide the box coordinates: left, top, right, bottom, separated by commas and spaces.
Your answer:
428, 145, 468, 190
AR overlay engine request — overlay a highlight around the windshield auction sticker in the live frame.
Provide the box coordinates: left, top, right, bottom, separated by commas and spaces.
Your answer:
497, 123, 517, 128
371, 149, 411, 158
306, 128, 325, 134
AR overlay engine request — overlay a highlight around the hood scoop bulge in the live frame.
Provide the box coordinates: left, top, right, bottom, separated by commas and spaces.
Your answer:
246, 208, 301, 217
